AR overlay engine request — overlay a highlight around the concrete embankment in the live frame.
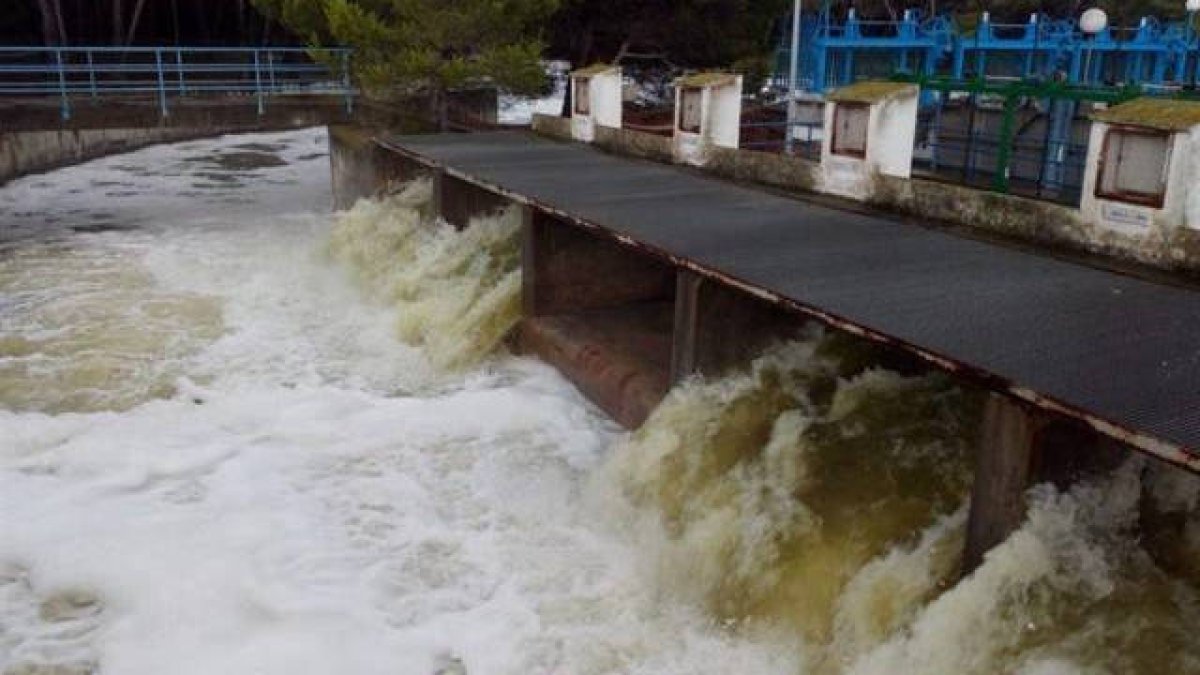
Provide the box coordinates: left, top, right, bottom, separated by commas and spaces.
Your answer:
2, 127, 240, 185
0, 96, 438, 186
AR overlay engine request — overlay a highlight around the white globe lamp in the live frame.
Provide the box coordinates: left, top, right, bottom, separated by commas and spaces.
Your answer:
1080, 8, 1108, 35
1188, 0, 1200, 13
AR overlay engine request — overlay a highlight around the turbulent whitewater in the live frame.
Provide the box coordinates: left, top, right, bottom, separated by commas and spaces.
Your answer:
2, 128, 1200, 675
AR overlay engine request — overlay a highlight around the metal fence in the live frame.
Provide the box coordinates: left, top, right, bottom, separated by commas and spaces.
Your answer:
740, 118, 823, 160
913, 94, 1091, 205
905, 77, 1150, 206
0, 46, 354, 120
774, 10, 1200, 96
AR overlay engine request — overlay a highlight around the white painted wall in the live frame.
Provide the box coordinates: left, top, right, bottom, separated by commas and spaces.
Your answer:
819, 87, 919, 201
868, 91, 918, 179
708, 79, 742, 150
672, 75, 743, 166
1184, 127, 1200, 230
1080, 122, 1194, 237
570, 68, 622, 143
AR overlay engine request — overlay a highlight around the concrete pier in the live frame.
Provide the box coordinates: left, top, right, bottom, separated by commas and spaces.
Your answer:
517, 210, 676, 427
963, 394, 1128, 573
670, 270, 805, 384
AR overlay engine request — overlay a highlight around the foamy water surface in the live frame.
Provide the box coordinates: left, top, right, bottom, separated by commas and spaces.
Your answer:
0, 129, 796, 674
3, 128, 1200, 675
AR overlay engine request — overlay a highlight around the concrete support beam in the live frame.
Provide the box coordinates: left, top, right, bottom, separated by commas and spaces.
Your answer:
438, 173, 510, 230
963, 394, 1128, 574
522, 211, 675, 317
329, 125, 432, 209
670, 270, 806, 384
516, 209, 678, 428
516, 307, 673, 428
963, 394, 1043, 574
670, 271, 704, 382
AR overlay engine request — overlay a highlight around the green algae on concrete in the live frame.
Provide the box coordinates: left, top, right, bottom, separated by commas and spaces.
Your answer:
1093, 98, 1200, 132
827, 81, 918, 104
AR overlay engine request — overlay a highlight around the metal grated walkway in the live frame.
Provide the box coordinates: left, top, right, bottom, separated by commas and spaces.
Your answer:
384, 131, 1200, 469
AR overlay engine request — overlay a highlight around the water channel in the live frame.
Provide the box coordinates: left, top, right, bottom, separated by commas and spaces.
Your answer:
2, 128, 1198, 674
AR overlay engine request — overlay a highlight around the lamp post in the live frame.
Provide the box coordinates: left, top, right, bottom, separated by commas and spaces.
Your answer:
786, 0, 802, 155
1079, 8, 1108, 86
1188, 0, 1200, 88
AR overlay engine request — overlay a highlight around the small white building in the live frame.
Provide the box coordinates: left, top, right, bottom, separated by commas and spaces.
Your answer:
672, 72, 743, 166
819, 81, 920, 200
1080, 98, 1200, 236
570, 64, 623, 143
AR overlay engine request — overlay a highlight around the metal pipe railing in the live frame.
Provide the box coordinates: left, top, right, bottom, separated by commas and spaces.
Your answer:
0, 46, 355, 120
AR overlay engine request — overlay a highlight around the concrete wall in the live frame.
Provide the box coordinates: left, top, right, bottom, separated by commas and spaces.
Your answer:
1, 126, 233, 186
1, 93, 435, 188
596, 125, 674, 164
328, 125, 433, 210
532, 113, 572, 141
1079, 123, 1191, 240
820, 92, 918, 200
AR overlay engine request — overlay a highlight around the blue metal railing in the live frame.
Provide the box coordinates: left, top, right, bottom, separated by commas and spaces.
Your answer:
773, 10, 1200, 95
0, 46, 355, 120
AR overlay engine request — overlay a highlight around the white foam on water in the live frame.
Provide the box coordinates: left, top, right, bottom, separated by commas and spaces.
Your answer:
5, 126, 1200, 675
0, 129, 800, 674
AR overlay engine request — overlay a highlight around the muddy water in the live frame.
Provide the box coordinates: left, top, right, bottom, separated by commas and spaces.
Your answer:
2, 128, 1199, 675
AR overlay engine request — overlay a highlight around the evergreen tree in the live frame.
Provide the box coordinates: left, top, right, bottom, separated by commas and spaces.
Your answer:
254, 0, 557, 129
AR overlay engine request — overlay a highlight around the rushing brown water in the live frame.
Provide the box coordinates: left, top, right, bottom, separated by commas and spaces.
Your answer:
2, 129, 1199, 675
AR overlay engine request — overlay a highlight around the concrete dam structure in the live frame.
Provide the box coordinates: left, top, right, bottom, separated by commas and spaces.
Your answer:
330, 124, 1200, 575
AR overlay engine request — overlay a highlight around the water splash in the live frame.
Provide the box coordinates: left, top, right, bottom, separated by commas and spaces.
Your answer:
327, 181, 523, 371
595, 333, 980, 669
851, 460, 1200, 675
597, 331, 1200, 674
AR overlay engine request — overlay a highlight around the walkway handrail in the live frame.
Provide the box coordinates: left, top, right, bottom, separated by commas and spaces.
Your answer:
777, 12, 1200, 93
0, 46, 355, 120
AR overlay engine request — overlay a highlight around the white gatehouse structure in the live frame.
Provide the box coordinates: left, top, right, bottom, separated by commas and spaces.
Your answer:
1080, 98, 1200, 237
672, 72, 743, 166
819, 81, 920, 200
570, 64, 622, 143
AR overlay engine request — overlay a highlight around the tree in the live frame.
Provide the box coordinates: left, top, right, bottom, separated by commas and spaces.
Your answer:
256, 0, 557, 129
33, 0, 68, 45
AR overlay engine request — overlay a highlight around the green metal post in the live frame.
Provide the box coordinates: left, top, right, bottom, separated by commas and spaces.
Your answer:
992, 92, 1019, 194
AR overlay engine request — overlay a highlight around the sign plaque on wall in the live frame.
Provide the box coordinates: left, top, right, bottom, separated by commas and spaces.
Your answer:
1100, 202, 1152, 231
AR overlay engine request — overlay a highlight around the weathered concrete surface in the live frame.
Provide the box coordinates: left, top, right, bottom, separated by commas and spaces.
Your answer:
592, 125, 673, 165
517, 210, 677, 424
1, 94, 435, 187
329, 125, 435, 210
531, 113, 572, 141
523, 211, 675, 317
707, 146, 819, 194
382, 131, 1200, 470
1, 126, 229, 185
441, 172, 512, 230
963, 394, 1129, 573
671, 270, 807, 383
515, 305, 674, 428
963, 395, 1042, 574
870, 175, 1200, 278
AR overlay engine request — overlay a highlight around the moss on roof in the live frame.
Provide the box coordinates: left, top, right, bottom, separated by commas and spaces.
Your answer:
1092, 98, 1200, 132
827, 81, 917, 104
676, 72, 739, 88
572, 63, 618, 78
